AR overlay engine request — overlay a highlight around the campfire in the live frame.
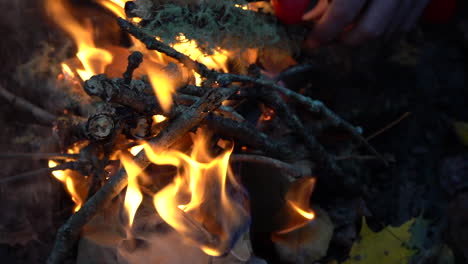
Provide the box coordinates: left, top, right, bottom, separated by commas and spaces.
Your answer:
0, 0, 390, 263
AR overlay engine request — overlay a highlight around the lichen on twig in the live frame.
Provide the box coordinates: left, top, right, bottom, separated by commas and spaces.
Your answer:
132, 0, 289, 53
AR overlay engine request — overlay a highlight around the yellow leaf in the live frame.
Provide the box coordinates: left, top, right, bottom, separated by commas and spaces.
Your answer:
454, 122, 468, 146
343, 218, 417, 264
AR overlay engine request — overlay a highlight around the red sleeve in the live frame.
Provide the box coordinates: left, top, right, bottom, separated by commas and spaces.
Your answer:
422, 0, 457, 24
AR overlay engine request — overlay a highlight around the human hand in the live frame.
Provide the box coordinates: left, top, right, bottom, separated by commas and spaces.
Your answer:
303, 0, 431, 47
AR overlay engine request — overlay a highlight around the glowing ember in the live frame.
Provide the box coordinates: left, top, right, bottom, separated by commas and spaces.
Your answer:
129, 145, 144, 156
152, 114, 167, 124
61, 63, 76, 80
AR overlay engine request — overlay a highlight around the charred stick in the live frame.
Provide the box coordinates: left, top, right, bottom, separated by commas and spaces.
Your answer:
230, 154, 307, 179
0, 152, 78, 160
88, 120, 124, 196
86, 113, 115, 141
47, 86, 239, 264
0, 84, 56, 124
178, 85, 205, 97
216, 106, 245, 122
123, 51, 144, 85
84, 74, 161, 113
274, 63, 318, 82
174, 94, 244, 122
202, 113, 291, 159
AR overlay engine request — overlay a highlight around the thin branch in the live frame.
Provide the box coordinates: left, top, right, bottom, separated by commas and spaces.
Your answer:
274, 63, 318, 82
230, 154, 308, 179
366, 112, 411, 141
0, 152, 78, 160
0, 84, 57, 124
47, 86, 239, 264
0, 162, 80, 184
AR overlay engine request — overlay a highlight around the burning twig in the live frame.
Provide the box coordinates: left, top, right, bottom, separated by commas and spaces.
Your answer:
117, 19, 384, 167
0, 84, 57, 124
45, 14, 385, 263
118, 18, 216, 80
47, 86, 239, 264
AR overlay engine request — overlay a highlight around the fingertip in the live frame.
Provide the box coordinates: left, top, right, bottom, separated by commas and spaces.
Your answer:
305, 35, 321, 49
302, 0, 328, 21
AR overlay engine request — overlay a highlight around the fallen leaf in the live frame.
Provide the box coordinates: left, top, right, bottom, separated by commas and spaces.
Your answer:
343, 217, 417, 264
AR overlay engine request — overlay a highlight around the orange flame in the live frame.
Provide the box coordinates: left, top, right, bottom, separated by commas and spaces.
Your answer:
48, 160, 83, 212
138, 130, 248, 256
275, 177, 316, 235
120, 154, 144, 226
46, 0, 113, 81
146, 67, 176, 113
287, 200, 315, 220
48, 142, 89, 212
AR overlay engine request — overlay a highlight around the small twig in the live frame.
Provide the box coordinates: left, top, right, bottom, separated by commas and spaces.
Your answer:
0, 152, 78, 160
366, 112, 411, 141
203, 113, 292, 159
0, 162, 80, 184
335, 155, 395, 162
217, 106, 245, 122
230, 154, 307, 179
123, 51, 143, 85
0, 84, 57, 124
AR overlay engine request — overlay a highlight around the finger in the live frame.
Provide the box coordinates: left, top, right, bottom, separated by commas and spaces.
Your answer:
402, 0, 431, 31
385, 0, 413, 38
342, 0, 400, 45
307, 0, 366, 45
302, 0, 329, 21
